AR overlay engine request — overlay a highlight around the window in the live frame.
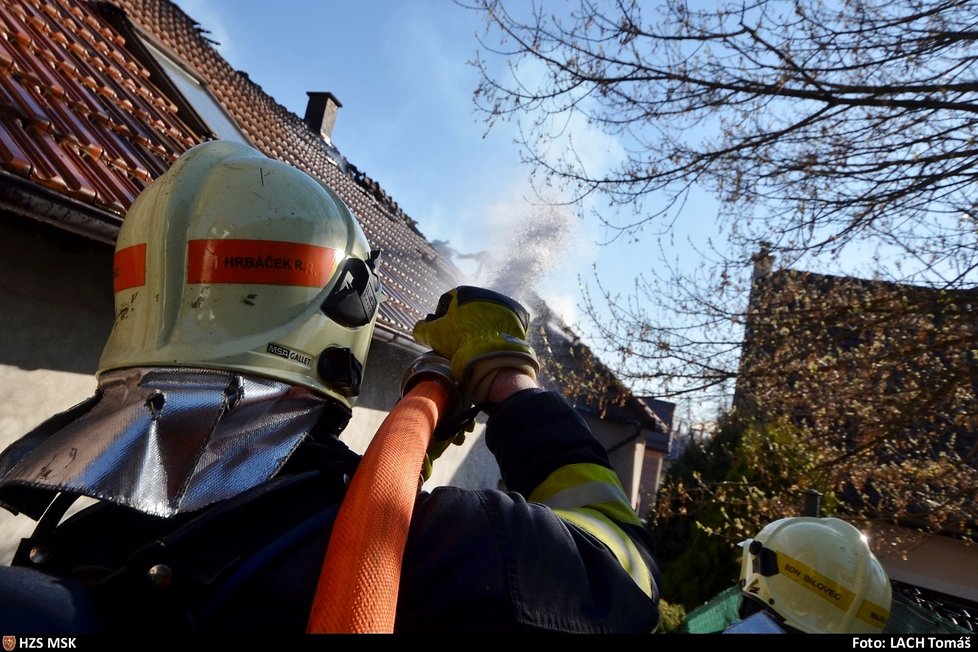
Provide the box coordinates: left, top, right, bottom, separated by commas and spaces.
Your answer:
139, 39, 249, 145
97, 4, 249, 145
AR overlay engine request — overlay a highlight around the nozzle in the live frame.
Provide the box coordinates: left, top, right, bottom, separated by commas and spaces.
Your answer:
400, 352, 460, 409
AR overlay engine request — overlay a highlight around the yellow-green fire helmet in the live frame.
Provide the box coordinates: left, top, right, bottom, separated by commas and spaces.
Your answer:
739, 517, 892, 634
99, 140, 382, 411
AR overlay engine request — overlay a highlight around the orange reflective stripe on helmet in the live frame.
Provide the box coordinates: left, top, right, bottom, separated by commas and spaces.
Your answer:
186, 239, 340, 287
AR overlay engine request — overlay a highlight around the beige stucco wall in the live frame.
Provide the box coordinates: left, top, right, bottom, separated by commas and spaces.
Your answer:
0, 218, 113, 563
637, 450, 664, 519
340, 336, 501, 492
583, 414, 648, 509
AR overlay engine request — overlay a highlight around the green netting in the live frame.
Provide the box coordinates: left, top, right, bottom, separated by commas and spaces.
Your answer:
678, 586, 743, 634
885, 594, 972, 635
678, 584, 971, 634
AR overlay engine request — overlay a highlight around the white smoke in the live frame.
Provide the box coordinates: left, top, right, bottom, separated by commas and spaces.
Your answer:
461, 199, 582, 322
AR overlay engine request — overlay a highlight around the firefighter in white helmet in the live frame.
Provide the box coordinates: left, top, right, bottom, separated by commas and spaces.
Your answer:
0, 141, 660, 634
0, 139, 379, 517
728, 516, 892, 634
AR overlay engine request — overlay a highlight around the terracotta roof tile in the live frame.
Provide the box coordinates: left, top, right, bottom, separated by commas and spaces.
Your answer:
0, 118, 31, 176
0, 0, 196, 224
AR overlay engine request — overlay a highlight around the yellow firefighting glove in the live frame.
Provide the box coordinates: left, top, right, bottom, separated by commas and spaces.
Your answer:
421, 432, 465, 481
413, 286, 539, 406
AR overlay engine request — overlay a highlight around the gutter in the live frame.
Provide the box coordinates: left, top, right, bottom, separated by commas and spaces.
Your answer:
0, 171, 123, 245
606, 421, 646, 454
0, 171, 455, 357
371, 323, 427, 355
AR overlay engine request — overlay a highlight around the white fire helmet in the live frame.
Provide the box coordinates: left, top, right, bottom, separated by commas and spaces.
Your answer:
98, 140, 383, 412
739, 517, 892, 634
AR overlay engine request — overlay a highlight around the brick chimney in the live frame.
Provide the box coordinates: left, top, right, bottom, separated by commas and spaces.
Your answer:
304, 92, 342, 144
751, 241, 774, 279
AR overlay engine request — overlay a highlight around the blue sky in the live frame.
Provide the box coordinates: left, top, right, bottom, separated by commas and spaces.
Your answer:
170, 0, 723, 331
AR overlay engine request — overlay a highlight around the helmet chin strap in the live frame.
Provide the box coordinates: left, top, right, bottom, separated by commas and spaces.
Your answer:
0, 367, 333, 517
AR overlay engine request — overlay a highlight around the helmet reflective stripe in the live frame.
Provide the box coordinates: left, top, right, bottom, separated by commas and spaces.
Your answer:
856, 598, 891, 630
776, 548, 854, 609
99, 140, 381, 410
186, 239, 341, 287
114, 243, 147, 292
115, 240, 342, 289
775, 547, 892, 626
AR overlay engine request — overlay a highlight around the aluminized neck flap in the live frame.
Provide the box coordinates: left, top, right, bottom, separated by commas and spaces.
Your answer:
0, 367, 333, 517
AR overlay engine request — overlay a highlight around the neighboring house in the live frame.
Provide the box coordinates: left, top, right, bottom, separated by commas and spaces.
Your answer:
638, 398, 674, 517
0, 0, 667, 561
527, 295, 671, 516
734, 252, 978, 611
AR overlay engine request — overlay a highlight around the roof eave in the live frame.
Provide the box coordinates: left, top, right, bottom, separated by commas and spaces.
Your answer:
0, 171, 122, 246
372, 322, 427, 355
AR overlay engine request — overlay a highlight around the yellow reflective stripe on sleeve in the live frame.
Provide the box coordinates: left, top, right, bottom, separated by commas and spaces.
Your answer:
529, 464, 652, 596
528, 463, 641, 526
555, 507, 654, 599
536, 482, 640, 525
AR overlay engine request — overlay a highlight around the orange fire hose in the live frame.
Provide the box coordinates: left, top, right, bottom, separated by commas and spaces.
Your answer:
306, 378, 453, 634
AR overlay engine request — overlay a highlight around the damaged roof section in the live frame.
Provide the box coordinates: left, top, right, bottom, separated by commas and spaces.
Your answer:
526, 294, 669, 438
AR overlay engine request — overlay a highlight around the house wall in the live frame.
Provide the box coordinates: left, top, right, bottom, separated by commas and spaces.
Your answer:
340, 338, 502, 492
0, 217, 112, 564
636, 450, 665, 519
584, 415, 647, 509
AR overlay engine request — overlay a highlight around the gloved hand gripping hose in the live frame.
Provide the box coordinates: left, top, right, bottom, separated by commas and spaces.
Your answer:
306, 354, 457, 634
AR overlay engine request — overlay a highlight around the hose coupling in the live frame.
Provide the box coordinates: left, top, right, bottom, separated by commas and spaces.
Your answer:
400, 352, 460, 408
